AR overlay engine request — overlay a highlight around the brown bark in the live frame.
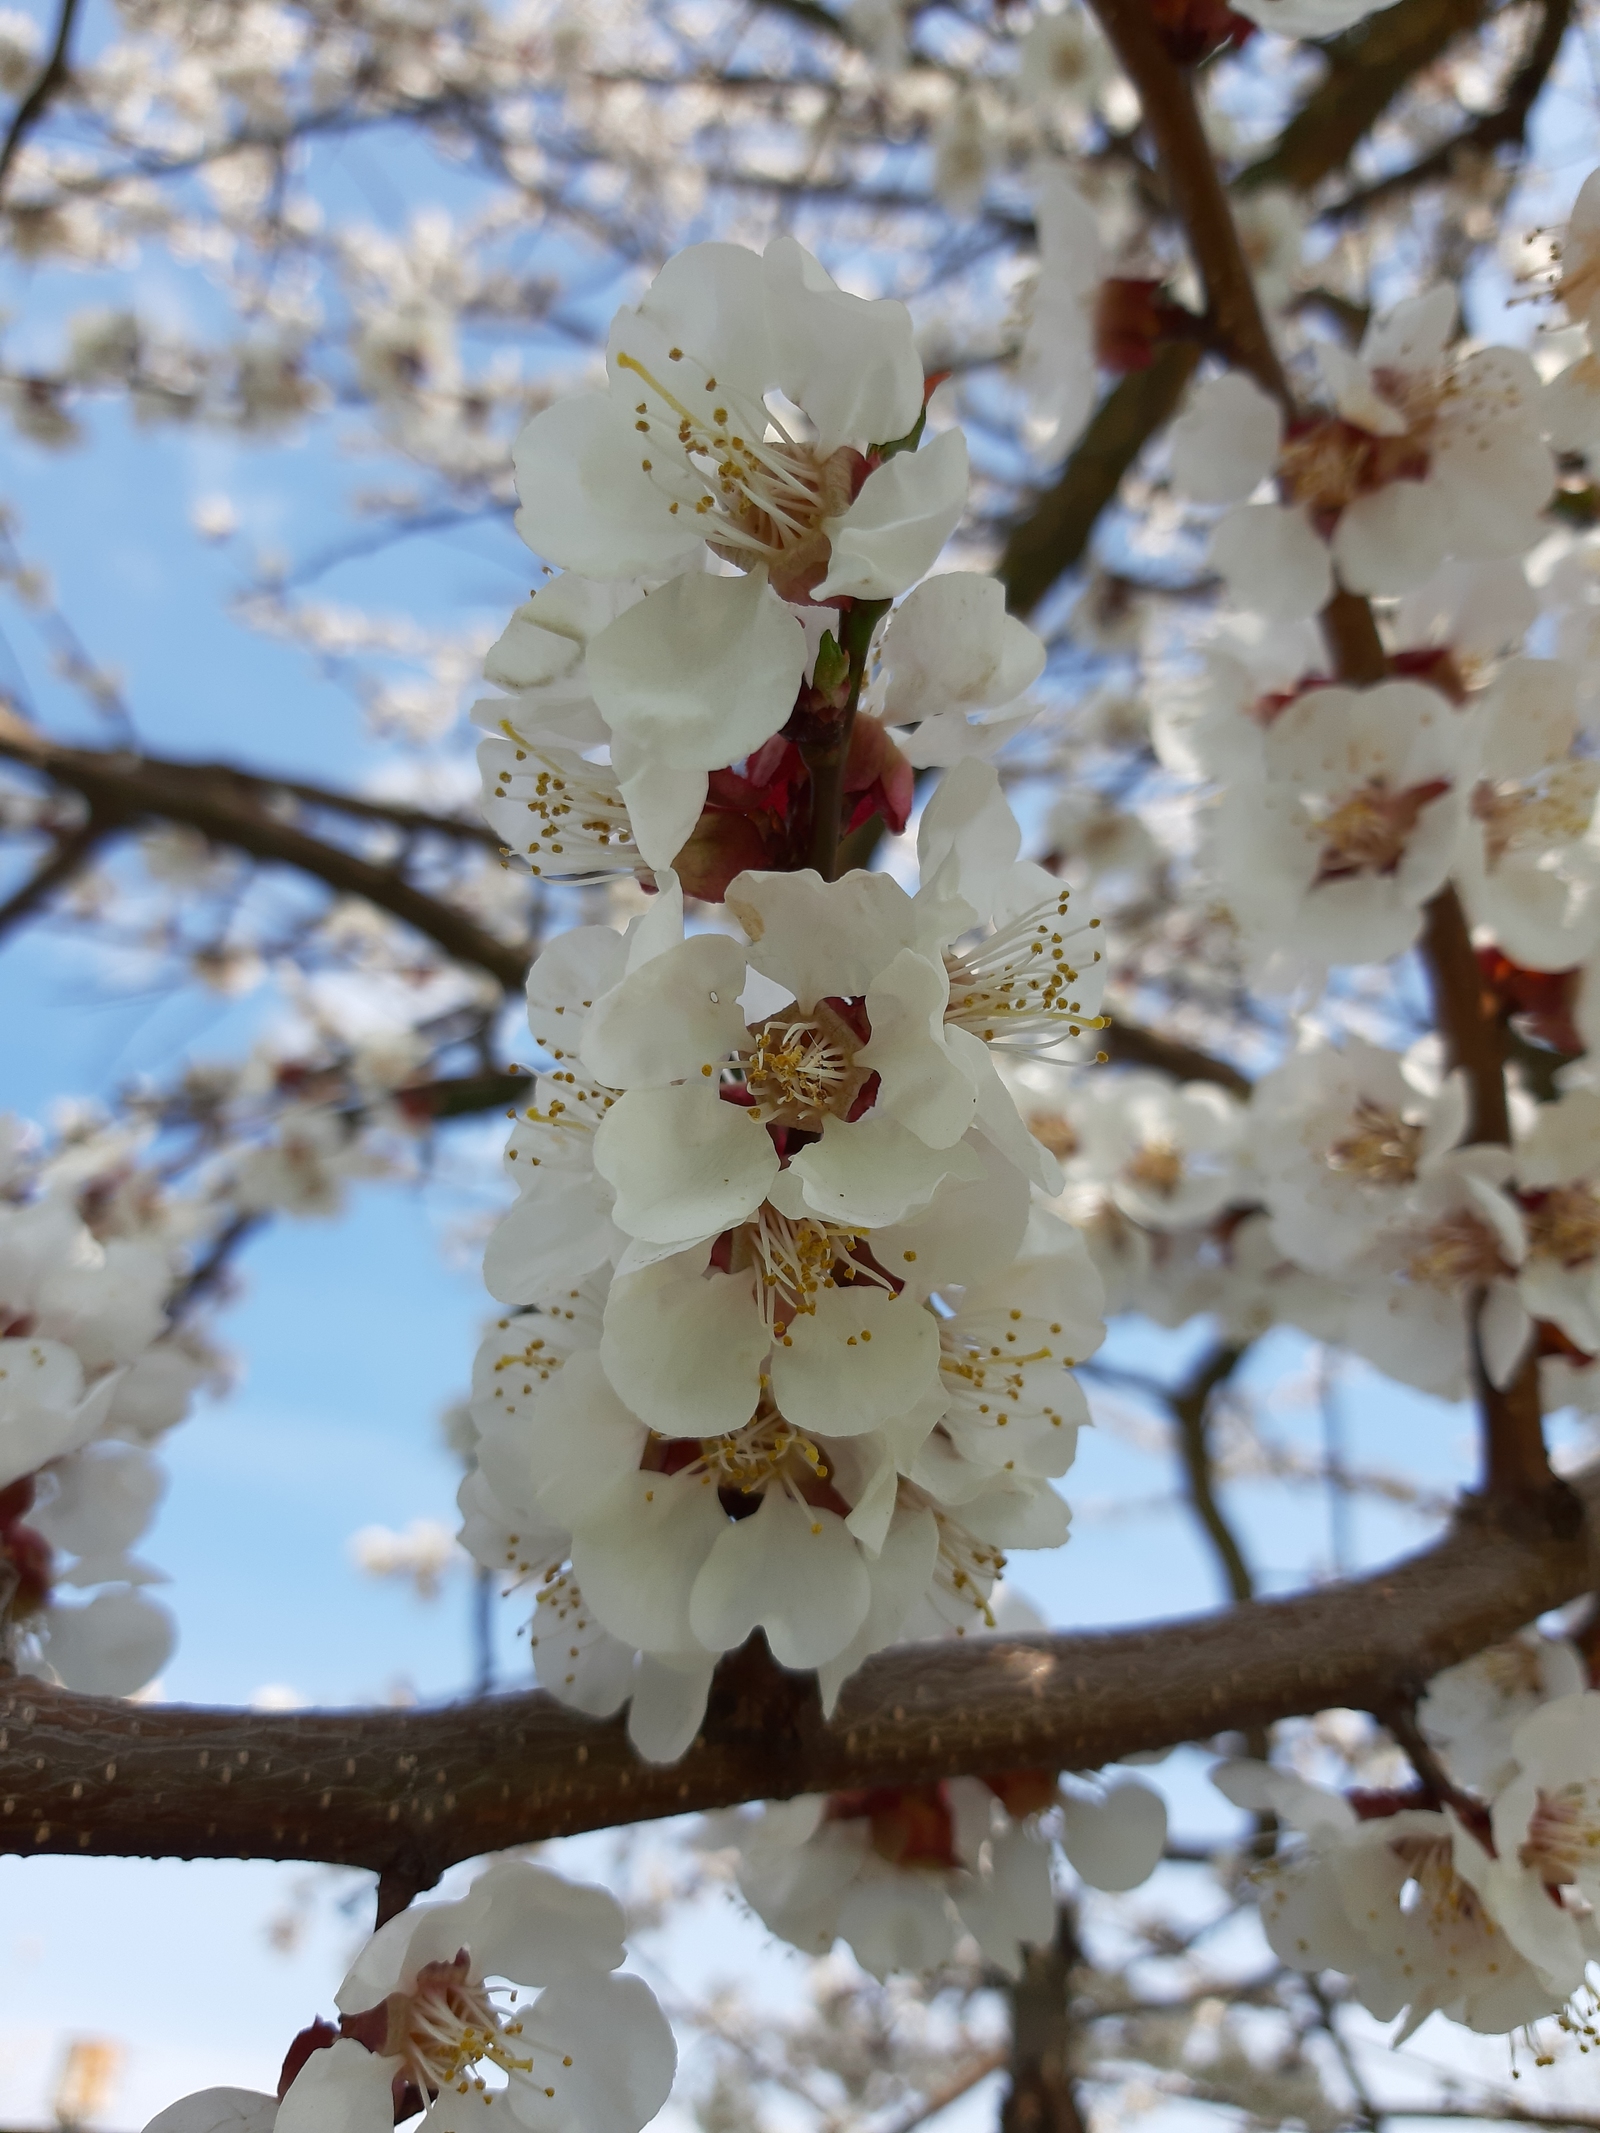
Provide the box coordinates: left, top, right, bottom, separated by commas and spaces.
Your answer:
2, 1472, 1591, 1882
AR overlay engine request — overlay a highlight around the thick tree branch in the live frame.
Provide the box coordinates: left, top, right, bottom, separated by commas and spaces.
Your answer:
1001, 1908, 1089, 2133
0, 721, 529, 991
2, 1473, 1592, 1880
1420, 885, 1552, 1497
998, 347, 1202, 618
0, 0, 80, 200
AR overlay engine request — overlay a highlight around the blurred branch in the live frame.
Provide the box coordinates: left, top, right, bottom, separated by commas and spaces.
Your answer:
1002, 1907, 1088, 2133
1170, 1346, 1253, 1604
1421, 885, 1552, 1499
0, 0, 81, 200
0, 817, 104, 941
997, 347, 1202, 618
1321, 0, 1573, 218
1082, 0, 1290, 402
2, 1464, 1594, 1879
884, 2052, 1009, 2133
0, 720, 529, 990
1102, 1016, 1252, 1095
1238, 0, 1491, 194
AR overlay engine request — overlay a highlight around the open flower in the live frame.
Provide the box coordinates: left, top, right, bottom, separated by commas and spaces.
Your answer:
1214, 1761, 1573, 2038
1207, 679, 1474, 971
1455, 657, 1600, 972
515, 238, 959, 599
1200, 290, 1552, 616
1252, 1037, 1468, 1274
146, 1861, 676, 2133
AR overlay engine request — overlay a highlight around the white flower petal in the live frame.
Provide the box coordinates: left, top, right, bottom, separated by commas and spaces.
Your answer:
587, 568, 806, 772
143, 2094, 278, 2133
770, 1284, 939, 1436
573, 1471, 729, 1653
859, 949, 978, 1148
277, 2044, 397, 2133
787, 1113, 983, 1228
508, 1972, 677, 2133
1170, 372, 1282, 503
814, 429, 969, 601
42, 1587, 174, 1697
594, 1083, 778, 1246
1211, 502, 1333, 622
727, 866, 922, 1008
627, 1651, 717, 1763
1059, 1778, 1168, 1891
581, 933, 750, 1089
601, 1257, 768, 1438
513, 394, 703, 579
689, 1490, 870, 1667
762, 236, 924, 454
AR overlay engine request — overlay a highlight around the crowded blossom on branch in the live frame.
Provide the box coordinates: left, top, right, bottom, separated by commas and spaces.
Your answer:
8, 0, 1600, 2122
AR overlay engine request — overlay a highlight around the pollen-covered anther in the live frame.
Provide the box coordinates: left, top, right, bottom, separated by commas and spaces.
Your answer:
737, 1004, 871, 1129
380, 1955, 536, 2097
943, 889, 1107, 1057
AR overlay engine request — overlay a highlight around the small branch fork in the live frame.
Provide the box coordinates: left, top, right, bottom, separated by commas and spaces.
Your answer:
0, 717, 529, 991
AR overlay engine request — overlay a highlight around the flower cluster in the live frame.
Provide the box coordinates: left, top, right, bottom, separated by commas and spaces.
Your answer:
703, 1588, 1169, 1980
1216, 1635, 1600, 2040
464, 238, 1109, 1759
143, 1859, 677, 2133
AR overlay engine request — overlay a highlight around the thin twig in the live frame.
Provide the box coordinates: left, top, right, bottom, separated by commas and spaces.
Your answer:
0, 0, 81, 200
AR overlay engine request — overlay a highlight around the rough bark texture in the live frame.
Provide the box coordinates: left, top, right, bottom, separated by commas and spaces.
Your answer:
3, 1475, 1591, 1883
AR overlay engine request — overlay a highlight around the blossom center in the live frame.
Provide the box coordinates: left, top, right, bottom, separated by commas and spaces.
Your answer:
1028, 1110, 1080, 1159
1123, 1138, 1185, 1197
1312, 780, 1451, 880
826, 1782, 960, 1868
738, 1005, 870, 1128
1406, 1209, 1511, 1290
1524, 1184, 1600, 1269
386, 1956, 534, 2097
1326, 1100, 1424, 1187
1472, 762, 1600, 868
734, 1204, 895, 1332
615, 348, 860, 600
1519, 1781, 1600, 1885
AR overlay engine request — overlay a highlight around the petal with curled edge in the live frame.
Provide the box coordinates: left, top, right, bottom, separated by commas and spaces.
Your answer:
277, 2042, 398, 2133
815, 430, 969, 602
